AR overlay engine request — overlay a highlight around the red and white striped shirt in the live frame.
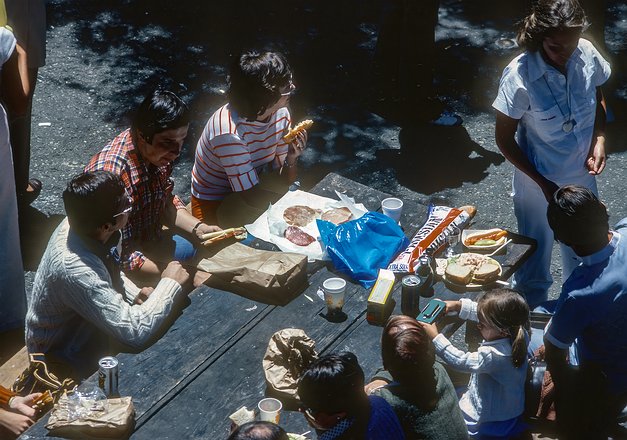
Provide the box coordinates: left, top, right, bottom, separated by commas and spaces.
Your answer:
191, 104, 291, 200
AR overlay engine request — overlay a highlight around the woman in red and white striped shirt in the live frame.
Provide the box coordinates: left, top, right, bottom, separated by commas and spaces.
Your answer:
191, 51, 308, 225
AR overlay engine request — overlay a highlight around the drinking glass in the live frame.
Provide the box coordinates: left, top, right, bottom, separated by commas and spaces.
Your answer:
445, 227, 461, 258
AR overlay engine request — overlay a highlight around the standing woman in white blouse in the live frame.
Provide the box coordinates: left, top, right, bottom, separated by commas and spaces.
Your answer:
0, 24, 29, 331
492, 0, 611, 308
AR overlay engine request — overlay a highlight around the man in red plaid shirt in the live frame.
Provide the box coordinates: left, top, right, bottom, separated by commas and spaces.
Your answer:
86, 89, 220, 286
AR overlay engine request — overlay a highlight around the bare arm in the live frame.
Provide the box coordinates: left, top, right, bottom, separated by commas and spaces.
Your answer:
544, 339, 571, 388
495, 111, 558, 201
585, 87, 607, 175
161, 195, 221, 238
1, 43, 30, 116
280, 130, 308, 183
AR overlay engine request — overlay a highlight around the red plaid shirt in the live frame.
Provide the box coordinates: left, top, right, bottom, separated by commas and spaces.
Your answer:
85, 129, 186, 270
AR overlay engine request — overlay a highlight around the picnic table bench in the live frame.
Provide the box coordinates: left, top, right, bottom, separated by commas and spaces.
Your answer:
21, 172, 535, 439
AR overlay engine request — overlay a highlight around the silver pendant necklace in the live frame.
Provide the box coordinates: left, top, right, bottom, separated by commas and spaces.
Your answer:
543, 75, 576, 133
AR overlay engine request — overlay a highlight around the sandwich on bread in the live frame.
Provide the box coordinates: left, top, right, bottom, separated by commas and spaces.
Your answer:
444, 253, 501, 285
472, 262, 501, 284
444, 262, 473, 285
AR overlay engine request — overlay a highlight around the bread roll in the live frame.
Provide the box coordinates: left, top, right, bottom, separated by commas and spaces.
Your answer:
283, 119, 313, 143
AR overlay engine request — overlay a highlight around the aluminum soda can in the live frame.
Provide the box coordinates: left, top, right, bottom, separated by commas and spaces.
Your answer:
401, 275, 422, 318
98, 356, 119, 397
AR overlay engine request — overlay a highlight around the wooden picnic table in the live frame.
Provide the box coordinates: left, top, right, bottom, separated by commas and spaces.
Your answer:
21, 172, 535, 439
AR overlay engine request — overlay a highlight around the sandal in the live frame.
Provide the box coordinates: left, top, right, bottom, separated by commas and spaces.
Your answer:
20, 178, 43, 205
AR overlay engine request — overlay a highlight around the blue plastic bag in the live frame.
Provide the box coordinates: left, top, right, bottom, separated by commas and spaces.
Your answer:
318, 211, 410, 288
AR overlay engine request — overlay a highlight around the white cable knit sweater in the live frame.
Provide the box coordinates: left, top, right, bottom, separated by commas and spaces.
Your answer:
25, 219, 182, 378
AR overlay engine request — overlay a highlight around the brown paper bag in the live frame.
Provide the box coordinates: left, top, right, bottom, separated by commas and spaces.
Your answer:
263, 329, 318, 408
197, 242, 307, 305
46, 396, 135, 439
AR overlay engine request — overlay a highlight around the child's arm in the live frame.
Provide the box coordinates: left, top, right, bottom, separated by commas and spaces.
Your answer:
444, 298, 478, 322
432, 334, 493, 373
459, 298, 479, 322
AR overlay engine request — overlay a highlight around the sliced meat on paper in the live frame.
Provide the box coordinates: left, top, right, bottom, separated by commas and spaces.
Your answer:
283, 205, 321, 227
285, 226, 316, 246
321, 207, 353, 225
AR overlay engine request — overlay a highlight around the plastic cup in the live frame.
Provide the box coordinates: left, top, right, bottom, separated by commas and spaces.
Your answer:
323, 277, 346, 316
381, 198, 403, 224
258, 397, 282, 424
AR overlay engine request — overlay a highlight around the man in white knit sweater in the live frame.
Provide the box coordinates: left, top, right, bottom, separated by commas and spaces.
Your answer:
25, 171, 190, 380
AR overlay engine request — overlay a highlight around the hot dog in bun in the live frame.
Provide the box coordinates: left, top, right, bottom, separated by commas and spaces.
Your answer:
283, 119, 313, 143
464, 228, 507, 247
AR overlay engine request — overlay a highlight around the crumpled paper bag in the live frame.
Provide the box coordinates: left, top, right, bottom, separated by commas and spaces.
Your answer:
46, 395, 135, 439
197, 242, 308, 305
263, 329, 318, 408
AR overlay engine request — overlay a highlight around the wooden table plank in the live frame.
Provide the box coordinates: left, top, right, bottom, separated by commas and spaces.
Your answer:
131, 267, 376, 438
21, 288, 270, 439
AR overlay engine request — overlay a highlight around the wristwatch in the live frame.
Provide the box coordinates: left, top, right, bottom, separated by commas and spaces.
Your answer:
192, 221, 203, 237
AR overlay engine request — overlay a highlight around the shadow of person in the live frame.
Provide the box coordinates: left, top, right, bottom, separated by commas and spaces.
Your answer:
19, 207, 65, 271
376, 125, 505, 194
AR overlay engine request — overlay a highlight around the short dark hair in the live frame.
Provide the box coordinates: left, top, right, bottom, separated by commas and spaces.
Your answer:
63, 171, 127, 235
382, 315, 436, 382
298, 352, 366, 415
517, 0, 588, 51
547, 184, 609, 248
131, 89, 190, 144
227, 421, 288, 440
227, 50, 292, 120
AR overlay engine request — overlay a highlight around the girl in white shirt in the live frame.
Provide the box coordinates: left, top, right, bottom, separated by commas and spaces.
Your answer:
420, 289, 530, 439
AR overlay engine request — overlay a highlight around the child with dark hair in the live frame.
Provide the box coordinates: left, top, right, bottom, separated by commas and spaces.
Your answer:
86, 88, 220, 287
543, 184, 627, 438
493, 0, 611, 308
365, 315, 467, 439
420, 290, 530, 439
298, 352, 404, 440
227, 421, 288, 440
191, 50, 308, 226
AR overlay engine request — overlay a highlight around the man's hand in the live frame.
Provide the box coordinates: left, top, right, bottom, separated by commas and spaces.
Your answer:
9, 393, 41, 418
134, 287, 154, 305
586, 136, 606, 175
418, 321, 440, 340
0, 409, 34, 435
194, 223, 221, 240
161, 261, 190, 286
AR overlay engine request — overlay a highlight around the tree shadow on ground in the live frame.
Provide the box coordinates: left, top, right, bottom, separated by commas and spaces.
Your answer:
376, 125, 505, 195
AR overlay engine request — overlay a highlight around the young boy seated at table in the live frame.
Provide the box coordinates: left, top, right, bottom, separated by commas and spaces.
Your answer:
25, 171, 191, 381
365, 315, 468, 439
190, 50, 308, 227
85, 88, 221, 287
298, 352, 405, 440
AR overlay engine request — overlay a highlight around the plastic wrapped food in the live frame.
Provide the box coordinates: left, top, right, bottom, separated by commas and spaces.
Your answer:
388, 204, 475, 274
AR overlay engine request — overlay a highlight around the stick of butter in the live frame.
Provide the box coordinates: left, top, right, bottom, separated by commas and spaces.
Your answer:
367, 269, 396, 326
